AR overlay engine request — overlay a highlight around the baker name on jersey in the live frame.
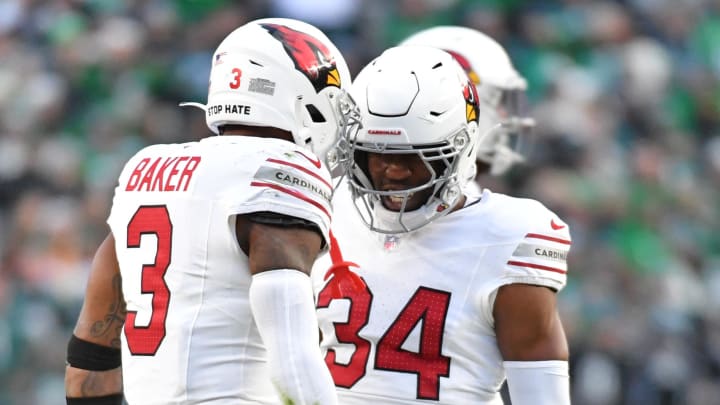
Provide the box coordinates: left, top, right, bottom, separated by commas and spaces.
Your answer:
207, 104, 252, 117
126, 156, 202, 192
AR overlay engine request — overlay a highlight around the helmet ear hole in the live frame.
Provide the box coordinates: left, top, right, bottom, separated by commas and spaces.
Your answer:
305, 104, 326, 123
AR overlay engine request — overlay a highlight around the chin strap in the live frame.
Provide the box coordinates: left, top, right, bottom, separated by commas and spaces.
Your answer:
371, 182, 459, 234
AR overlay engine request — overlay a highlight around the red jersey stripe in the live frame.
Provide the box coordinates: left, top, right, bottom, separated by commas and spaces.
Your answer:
507, 260, 567, 275
266, 158, 332, 189
250, 181, 330, 219
525, 233, 571, 245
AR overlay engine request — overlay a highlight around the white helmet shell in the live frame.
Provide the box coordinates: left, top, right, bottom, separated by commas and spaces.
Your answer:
348, 46, 480, 233
183, 18, 356, 173
402, 25, 526, 91
401, 26, 534, 175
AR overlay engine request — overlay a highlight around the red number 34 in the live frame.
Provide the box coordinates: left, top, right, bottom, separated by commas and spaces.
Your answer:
317, 282, 451, 401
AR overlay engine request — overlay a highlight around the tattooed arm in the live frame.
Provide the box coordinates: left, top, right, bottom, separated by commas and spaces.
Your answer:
65, 233, 126, 398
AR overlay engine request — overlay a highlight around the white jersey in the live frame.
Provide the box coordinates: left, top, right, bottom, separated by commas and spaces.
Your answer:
312, 187, 570, 404
107, 136, 333, 405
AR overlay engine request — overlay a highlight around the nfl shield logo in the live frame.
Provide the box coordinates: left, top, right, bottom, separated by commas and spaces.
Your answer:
214, 52, 227, 66
383, 235, 400, 251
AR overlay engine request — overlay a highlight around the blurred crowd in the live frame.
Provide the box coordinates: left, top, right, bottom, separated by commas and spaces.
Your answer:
0, 0, 718, 404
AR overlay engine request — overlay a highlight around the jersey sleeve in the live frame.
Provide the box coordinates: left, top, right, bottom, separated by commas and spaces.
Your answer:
226, 145, 334, 247
502, 202, 571, 292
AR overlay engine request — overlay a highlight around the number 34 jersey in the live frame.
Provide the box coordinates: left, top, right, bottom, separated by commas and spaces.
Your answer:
107, 136, 333, 405
311, 188, 571, 405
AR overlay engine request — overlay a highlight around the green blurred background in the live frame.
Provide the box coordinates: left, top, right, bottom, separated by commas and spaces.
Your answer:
1, 0, 719, 404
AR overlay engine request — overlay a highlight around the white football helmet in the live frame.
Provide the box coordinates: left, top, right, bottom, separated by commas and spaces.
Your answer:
181, 18, 360, 176
401, 26, 535, 175
347, 46, 480, 234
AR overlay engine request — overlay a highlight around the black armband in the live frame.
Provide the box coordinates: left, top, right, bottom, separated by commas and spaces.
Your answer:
248, 211, 325, 246
248, 211, 320, 231
66, 335, 121, 371
251, 211, 326, 248
66, 393, 123, 405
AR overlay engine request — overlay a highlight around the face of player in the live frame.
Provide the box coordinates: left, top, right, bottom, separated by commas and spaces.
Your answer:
366, 152, 436, 212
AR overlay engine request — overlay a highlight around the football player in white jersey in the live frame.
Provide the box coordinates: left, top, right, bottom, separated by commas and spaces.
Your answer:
312, 46, 571, 404
64, 18, 360, 405
401, 26, 536, 187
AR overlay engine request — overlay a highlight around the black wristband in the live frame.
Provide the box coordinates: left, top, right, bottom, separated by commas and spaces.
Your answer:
66, 335, 121, 371
66, 393, 123, 405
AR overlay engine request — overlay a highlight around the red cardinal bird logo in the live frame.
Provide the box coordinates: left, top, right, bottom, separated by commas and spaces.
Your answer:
261, 23, 341, 93
445, 49, 481, 85
462, 79, 480, 124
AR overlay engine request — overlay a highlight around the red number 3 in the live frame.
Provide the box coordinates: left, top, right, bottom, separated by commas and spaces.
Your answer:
318, 284, 451, 400
229, 67, 242, 89
317, 279, 373, 387
124, 205, 173, 355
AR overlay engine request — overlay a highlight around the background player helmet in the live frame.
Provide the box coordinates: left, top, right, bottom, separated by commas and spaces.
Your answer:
182, 18, 360, 176
401, 26, 535, 175
347, 46, 480, 234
